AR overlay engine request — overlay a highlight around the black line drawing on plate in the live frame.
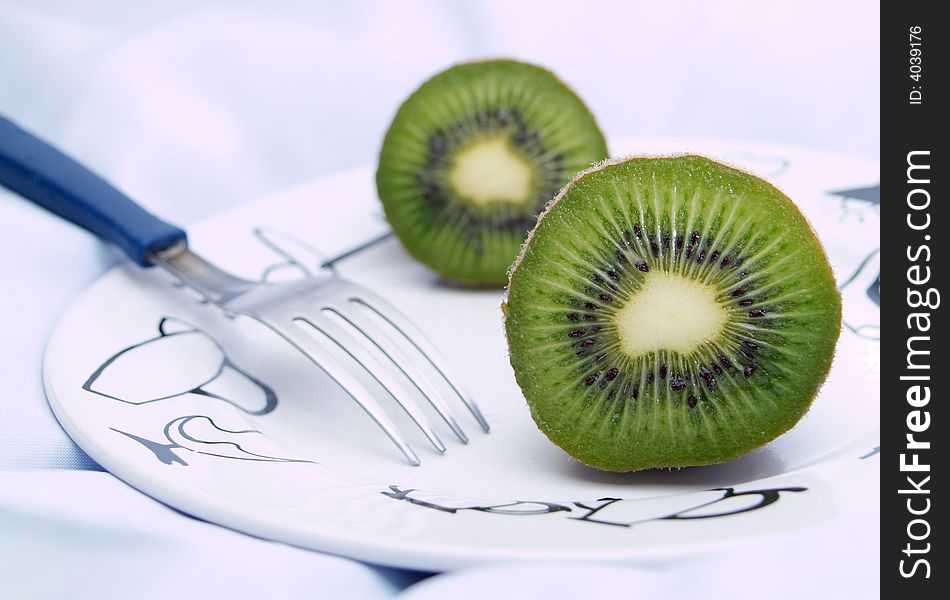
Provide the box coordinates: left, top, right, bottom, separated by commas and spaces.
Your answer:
84, 317, 312, 466
827, 183, 879, 340
829, 184, 880, 206
838, 248, 880, 340
382, 485, 806, 528
571, 486, 807, 527
320, 231, 394, 270
829, 183, 880, 222
253, 226, 337, 280
110, 415, 314, 466
88, 225, 395, 467
382, 486, 571, 515
253, 226, 394, 277
860, 446, 880, 460
84, 317, 277, 415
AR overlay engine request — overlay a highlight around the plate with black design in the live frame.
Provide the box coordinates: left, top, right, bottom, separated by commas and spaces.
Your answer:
43, 139, 879, 570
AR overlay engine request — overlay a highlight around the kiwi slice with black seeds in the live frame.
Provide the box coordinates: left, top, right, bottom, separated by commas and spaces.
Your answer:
504, 155, 841, 472
377, 60, 608, 284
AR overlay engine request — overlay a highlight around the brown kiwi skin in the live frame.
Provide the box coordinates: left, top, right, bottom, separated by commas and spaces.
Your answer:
502, 153, 841, 472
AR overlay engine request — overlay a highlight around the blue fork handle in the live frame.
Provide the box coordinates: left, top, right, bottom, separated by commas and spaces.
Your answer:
0, 115, 187, 266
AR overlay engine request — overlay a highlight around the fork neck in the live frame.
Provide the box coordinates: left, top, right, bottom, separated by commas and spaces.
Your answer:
152, 243, 257, 305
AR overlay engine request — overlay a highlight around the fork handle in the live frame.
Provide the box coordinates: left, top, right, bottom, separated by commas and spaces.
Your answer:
0, 115, 187, 266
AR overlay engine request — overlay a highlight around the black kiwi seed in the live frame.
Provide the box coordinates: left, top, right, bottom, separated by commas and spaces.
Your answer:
580, 339, 595, 348
606, 368, 619, 381
659, 364, 668, 380
585, 374, 597, 386
671, 379, 687, 392
743, 340, 758, 350
731, 288, 746, 297
687, 395, 698, 409
749, 309, 766, 318
635, 261, 649, 272
743, 364, 757, 378
429, 132, 448, 153
567, 312, 580, 321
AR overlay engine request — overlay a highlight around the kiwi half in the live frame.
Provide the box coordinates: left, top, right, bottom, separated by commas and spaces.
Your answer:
377, 60, 608, 284
504, 155, 841, 472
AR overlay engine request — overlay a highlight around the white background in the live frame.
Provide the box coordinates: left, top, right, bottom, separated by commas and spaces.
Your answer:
0, 1, 878, 598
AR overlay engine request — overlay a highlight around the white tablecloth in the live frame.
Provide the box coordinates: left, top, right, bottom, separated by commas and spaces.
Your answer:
0, 1, 878, 597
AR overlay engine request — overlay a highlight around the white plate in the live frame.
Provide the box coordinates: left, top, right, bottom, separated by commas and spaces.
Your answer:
44, 139, 880, 570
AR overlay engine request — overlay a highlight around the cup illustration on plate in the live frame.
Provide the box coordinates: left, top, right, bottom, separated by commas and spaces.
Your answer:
84, 317, 312, 466
83, 316, 277, 415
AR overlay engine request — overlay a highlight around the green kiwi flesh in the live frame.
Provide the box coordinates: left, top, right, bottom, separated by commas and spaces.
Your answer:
377, 60, 608, 284
504, 155, 841, 472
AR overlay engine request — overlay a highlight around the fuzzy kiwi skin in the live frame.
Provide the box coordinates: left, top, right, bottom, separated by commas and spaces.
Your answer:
377, 59, 608, 285
503, 155, 841, 472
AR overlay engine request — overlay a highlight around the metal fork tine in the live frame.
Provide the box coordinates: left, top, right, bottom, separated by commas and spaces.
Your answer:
327, 306, 470, 444
348, 292, 490, 433
158, 246, 489, 462
295, 315, 447, 453
254, 317, 421, 466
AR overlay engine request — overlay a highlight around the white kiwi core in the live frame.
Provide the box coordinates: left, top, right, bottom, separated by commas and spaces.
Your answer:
615, 272, 728, 357
448, 137, 533, 206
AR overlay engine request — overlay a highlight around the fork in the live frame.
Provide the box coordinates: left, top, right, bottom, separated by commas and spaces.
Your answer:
0, 115, 489, 465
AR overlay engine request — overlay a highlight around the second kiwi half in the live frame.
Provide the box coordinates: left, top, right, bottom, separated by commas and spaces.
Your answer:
377, 59, 608, 285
